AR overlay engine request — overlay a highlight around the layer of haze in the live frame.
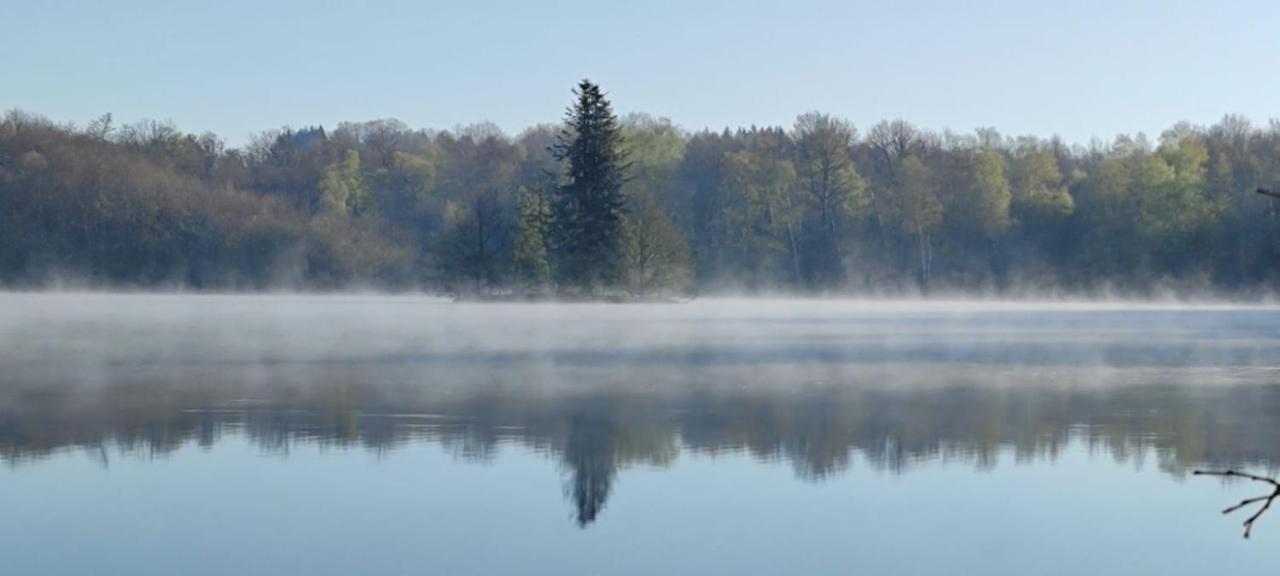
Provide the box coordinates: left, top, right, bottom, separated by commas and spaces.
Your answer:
5, 0, 1279, 145
6, 293, 1279, 392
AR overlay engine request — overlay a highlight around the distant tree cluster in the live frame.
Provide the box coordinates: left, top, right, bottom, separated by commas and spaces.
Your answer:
0, 112, 408, 288
3, 84, 1280, 295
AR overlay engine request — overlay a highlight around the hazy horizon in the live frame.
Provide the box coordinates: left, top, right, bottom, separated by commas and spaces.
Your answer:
6, 0, 1280, 146
8, 107, 1278, 154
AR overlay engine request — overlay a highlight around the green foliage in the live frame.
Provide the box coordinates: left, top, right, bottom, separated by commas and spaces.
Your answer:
434, 190, 511, 294
320, 150, 368, 214
513, 188, 552, 290
795, 112, 868, 233
4, 100, 1280, 296
896, 156, 941, 234
550, 80, 630, 293
622, 192, 693, 298
622, 114, 685, 194
621, 113, 686, 226
0, 114, 409, 288
896, 156, 941, 286
953, 148, 1011, 237
721, 147, 801, 287
1010, 146, 1074, 219
793, 113, 867, 289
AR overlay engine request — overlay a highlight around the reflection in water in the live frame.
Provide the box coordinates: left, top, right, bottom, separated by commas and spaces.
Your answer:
4, 377, 1280, 526
563, 411, 616, 526
3, 296, 1279, 530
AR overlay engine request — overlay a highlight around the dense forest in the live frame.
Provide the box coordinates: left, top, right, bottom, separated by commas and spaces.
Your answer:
3, 80, 1279, 296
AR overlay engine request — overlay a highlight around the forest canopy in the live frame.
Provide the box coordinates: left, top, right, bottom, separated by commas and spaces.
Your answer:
2, 83, 1279, 297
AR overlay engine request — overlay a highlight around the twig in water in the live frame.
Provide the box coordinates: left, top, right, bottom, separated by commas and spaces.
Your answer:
1193, 469, 1280, 539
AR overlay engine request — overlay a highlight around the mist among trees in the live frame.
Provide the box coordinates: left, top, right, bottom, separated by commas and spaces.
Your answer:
3, 80, 1279, 297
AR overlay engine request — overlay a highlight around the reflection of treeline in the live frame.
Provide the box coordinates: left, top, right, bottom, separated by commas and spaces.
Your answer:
5, 382, 1280, 476
7, 381, 1280, 525
4, 101, 1280, 294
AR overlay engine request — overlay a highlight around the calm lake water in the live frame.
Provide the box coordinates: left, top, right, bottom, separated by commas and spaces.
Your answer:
3, 294, 1280, 574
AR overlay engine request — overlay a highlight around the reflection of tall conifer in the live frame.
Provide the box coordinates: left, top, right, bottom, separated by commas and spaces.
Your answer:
562, 412, 618, 527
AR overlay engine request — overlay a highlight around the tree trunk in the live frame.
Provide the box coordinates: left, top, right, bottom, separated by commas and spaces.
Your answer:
917, 228, 932, 289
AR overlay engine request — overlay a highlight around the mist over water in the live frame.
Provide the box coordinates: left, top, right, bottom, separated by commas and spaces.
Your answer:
4, 293, 1280, 574
5, 293, 1280, 465
6, 293, 1278, 378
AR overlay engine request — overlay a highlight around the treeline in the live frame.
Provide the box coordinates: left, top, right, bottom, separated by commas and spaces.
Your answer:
0, 112, 409, 288
3, 83, 1279, 295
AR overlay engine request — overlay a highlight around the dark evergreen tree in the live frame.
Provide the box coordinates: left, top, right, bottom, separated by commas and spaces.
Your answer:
550, 80, 630, 293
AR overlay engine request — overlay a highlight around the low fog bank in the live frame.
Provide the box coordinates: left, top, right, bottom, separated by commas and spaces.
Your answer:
3, 292, 1278, 392
10, 274, 1280, 304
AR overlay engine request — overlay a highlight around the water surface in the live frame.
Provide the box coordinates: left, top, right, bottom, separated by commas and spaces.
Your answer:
3, 294, 1280, 574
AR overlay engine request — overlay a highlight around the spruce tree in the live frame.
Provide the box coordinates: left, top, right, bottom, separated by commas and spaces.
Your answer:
551, 80, 629, 293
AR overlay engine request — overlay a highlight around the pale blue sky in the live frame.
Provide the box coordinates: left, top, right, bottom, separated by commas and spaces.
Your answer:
4, 0, 1278, 146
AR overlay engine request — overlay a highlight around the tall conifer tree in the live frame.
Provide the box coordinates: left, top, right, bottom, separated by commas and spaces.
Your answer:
551, 80, 629, 292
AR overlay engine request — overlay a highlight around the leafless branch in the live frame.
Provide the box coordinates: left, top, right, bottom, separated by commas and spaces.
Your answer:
1193, 469, 1280, 539
1257, 188, 1280, 199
